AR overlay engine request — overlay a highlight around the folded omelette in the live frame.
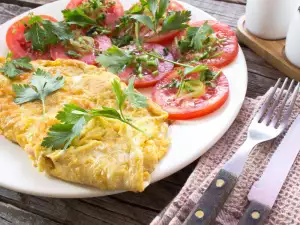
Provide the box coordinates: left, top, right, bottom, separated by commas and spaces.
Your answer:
0, 58, 169, 192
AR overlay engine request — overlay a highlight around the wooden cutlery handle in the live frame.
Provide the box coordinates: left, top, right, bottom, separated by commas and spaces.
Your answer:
238, 201, 271, 225
183, 169, 238, 225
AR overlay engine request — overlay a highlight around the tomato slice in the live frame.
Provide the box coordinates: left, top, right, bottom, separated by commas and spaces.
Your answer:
50, 35, 112, 65
118, 43, 174, 88
152, 67, 229, 120
144, 0, 185, 45
6, 15, 57, 60
171, 20, 239, 68
66, 0, 124, 27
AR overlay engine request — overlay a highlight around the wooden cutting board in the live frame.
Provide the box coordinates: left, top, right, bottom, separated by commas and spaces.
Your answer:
237, 15, 300, 81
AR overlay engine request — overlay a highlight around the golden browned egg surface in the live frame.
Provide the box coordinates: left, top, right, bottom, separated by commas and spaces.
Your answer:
0, 58, 169, 192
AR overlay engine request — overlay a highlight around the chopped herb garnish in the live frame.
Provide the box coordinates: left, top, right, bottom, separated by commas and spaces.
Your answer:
41, 78, 148, 150
12, 68, 64, 115
0, 53, 33, 78
161, 65, 221, 98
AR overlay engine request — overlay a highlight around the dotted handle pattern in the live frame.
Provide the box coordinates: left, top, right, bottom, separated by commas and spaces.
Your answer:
183, 169, 238, 225
238, 201, 271, 225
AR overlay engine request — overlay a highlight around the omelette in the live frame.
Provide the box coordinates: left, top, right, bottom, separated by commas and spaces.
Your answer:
0, 58, 169, 192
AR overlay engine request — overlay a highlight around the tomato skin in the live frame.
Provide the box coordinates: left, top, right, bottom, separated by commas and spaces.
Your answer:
144, 0, 185, 44
6, 15, 57, 60
50, 35, 112, 65
152, 67, 229, 120
171, 20, 239, 68
66, 0, 124, 27
66, 0, 85, 9
118, 43, 174, 88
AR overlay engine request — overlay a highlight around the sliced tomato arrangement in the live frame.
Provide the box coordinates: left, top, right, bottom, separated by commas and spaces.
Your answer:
50, 35, 112, 65
66, 0, 124, 27
6, 15, 57, 60
171, 20, 238, 68
152, 67, 229, 120
143, 0, 185, 44
118, 43, 174, 88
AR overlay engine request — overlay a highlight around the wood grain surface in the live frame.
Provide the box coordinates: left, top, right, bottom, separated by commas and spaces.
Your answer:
0, 0, 284, 225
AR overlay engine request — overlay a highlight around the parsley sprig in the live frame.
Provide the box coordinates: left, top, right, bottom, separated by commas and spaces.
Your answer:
12, 68, 65, 115
41, 78, 148, 151
96, 45, 159, 77
131, 0, 190, 34
24, 15, 73, 52
0, 53, 33, 78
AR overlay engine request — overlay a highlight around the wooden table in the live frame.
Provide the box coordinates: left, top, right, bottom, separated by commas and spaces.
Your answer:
0, 0, 285, 224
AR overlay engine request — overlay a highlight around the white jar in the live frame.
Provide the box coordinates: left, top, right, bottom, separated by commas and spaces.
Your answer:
285, 7, 300, 68
245, 0, 298, 40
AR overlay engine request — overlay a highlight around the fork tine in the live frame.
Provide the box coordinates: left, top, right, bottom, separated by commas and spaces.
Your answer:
279, 82, 300, 129
256, 78, 282, 121
263, 78, 288, 124
270, 79, 295, 127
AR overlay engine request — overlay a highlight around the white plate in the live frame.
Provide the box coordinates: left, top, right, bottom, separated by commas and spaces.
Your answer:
0, 0, 247, 198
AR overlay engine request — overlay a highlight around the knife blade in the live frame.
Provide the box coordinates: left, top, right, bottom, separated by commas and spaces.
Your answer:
238, 115, 300, 225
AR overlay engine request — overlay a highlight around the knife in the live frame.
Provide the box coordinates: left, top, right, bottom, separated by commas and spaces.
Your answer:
238, 115, 300, 225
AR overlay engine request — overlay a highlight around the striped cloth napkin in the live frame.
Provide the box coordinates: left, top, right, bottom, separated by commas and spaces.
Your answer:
151, 91, 300, 225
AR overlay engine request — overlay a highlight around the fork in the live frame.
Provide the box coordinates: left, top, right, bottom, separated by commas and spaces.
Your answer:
183, 78, 300, 225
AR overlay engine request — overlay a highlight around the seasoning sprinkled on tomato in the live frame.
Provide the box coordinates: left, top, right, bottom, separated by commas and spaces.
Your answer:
171, 20, 238, 68
152, 66, 229, 120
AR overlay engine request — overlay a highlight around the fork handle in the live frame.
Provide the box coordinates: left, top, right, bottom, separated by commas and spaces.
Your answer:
238, 201, 271, 225
183, 169, 238, 225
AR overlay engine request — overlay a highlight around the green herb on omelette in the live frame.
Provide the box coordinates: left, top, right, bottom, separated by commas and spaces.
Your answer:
41, 78, 148, 150
0, 53, 33, 78
12, 68, 65, 115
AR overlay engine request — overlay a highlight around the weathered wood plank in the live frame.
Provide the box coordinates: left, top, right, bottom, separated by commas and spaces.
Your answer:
0, 3, 30, 24
0, 202, 62, 225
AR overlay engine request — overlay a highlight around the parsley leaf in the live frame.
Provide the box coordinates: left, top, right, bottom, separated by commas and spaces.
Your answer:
188, 22, 214, 51
24, 15, 73, 52
56, 104, 91, 124
156, 0, 169, 20
41, 117, 87, 150
131, 14, 155, 31
0, 56, 33, 78
62, 8, 97, 27
12, 68, 65, 115
125, 77, 148, 108
161, 10, 191, 33
147, 0, 157, 17
96, 45, 133, 73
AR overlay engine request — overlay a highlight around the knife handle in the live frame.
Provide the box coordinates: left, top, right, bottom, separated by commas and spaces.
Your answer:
238, 201, 271, 225
183, 169, 238, 225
